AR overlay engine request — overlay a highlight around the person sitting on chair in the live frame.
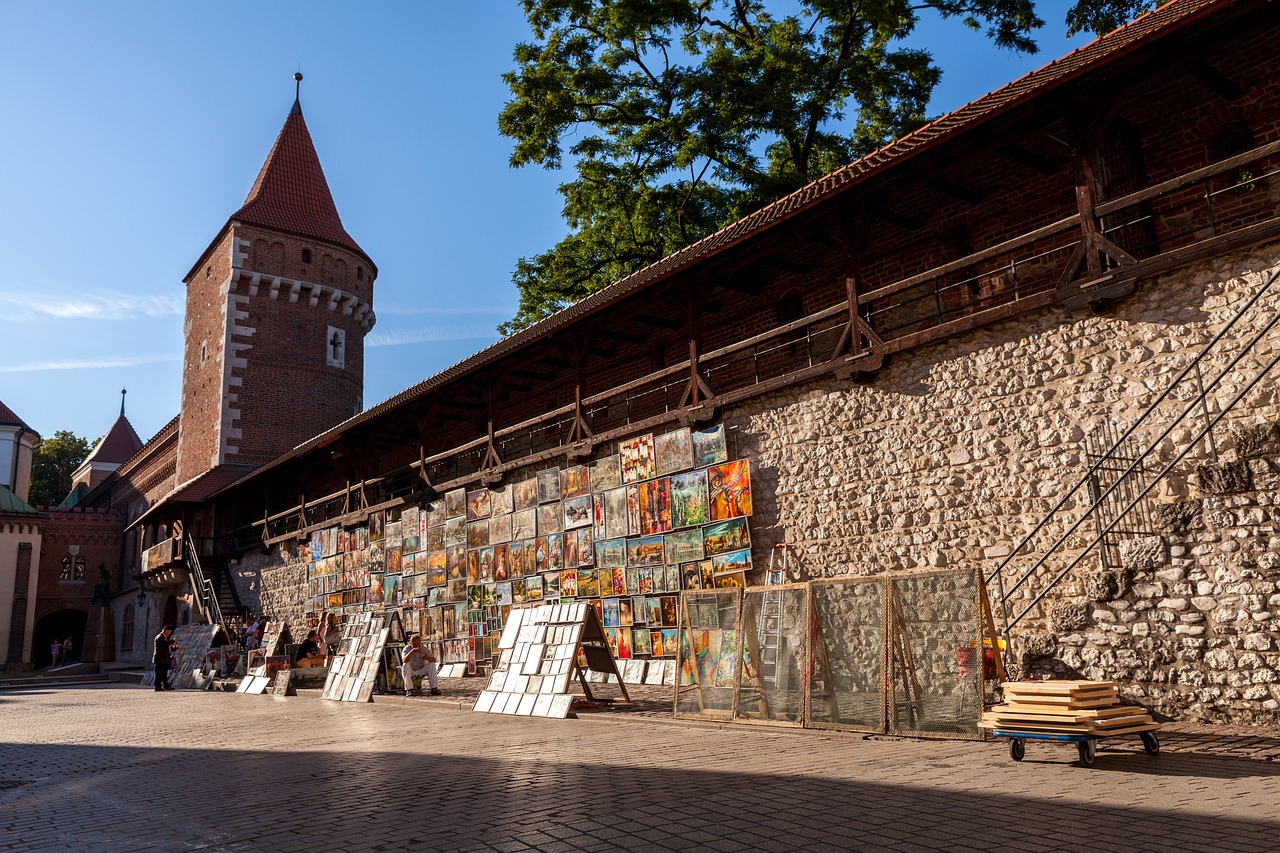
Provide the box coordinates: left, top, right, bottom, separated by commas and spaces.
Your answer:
399, 634, 440, 696
294, 630, 325, 668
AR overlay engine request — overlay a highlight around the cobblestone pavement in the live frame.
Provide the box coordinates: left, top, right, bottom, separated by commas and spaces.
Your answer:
2, 684, 1279, 852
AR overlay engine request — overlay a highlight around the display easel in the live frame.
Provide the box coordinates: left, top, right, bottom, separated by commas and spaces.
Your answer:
168, 624, 228, 690
250, 621, 293, 669
475, 602, 626, 718
321, 611, 405, 702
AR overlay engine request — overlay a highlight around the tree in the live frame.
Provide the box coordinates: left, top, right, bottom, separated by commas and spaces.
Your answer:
28, 431, 92, 508
499, 0, 1161, 333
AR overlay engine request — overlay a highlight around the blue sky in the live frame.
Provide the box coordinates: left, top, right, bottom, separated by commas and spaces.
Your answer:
0, 2, 1092, 446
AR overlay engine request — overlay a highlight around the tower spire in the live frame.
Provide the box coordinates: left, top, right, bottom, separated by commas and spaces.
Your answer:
120, 388, 127, 418
292, 72, 303, 116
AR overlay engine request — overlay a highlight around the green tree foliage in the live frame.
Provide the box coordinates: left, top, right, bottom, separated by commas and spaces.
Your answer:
499, 0, 1161, 332
28, 431, 92, 508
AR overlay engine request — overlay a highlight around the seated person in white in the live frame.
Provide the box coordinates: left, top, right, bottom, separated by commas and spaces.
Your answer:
295, 630, 326, 668
399, 634, 440, 695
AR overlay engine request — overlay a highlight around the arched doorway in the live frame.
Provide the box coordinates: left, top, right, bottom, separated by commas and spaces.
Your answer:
162, 594, 178, 629
33, 609, 89, 668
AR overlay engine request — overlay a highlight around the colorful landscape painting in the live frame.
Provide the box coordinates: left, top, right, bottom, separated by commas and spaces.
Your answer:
589, 454, 621, 491
669, 469, 709, 528
655, 427, 694, 475
692, 424, 728, 467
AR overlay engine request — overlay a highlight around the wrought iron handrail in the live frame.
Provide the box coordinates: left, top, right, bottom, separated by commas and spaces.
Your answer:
185, 532, 224, 628
987, 267, 1280, 645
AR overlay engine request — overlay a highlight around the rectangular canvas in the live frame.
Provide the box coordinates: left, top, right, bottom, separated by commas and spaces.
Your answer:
385, 521, 402, 549
560, 569, 578, 598
512, 507, 537, 541
604, 488, 629, 539
664, 528, 704, 565
546, 533, 564, 570
692, 424, 729, 467
537, 502, 563, 535
564, 529, 579, 567
492, 543, 510, 581
632, 626, 653, 656
542, 571, 561, 598
660, 595, 679, 626
669, 469, 709, 529
511, 578, 528, 604
638, 478, 671, 536
712, 547, 752, 575
426, 524, 446, 552
467, 520, 489, 549
490, 484, 514, 516
602, 598, 620, 627
589, 454, 621, 492
626, 485, 642, 536
611, 566, 627, 596
713, 570, 746, 589
560, 465, 590, 499
445, 516, 466, 547
513, 478, 538, 510
637, 566, 653, 594
466, 488, 491, 521
563, 495, 592, 530
592, 493, 607, 539
401, 507, 420, 544
619, 434, 656, 484
489, 513, 513, 544
425, 501, 447, 528
577, 568, 600, 598
594, 537, 626, 569
708, 459, 753, 520
618, 596, 634, 627
525, 574, 544, 601
537, 468, 561, 504
507, 540, 526, 578
446, 544, 465, 579
425, 551, 447, 586
655, 427, 694, 475
627, 534, 665, 568
495, 582, 513, 605
702, 517, 749, 556
368, 512, 385, 543
631, 595, 648, 624
445, 488, 466, 519
664, 564, 681, 594
576, 528, 595, 567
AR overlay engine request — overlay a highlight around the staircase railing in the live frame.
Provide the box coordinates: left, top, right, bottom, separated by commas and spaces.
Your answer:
185, 532, 225, 628
987, 268, 1280, 649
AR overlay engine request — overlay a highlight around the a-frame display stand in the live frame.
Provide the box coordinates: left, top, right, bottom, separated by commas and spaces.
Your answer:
475, 602, 627, 719
249, 621, 294, 670
321, 611, 405, 702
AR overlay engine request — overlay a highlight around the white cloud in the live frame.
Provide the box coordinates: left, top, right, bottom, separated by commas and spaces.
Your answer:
0, 290, 184, 320
0, 355, 179, 374
366, 324, 501, 347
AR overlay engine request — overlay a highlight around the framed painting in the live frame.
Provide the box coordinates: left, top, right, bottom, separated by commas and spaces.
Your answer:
713, 570, 746, 589
593, 493, 607, 539
638, 478, 672, 536
626, 534, 665, 567
445, 545, 465, 579
467, 520, 489, 549
466, 550, 481, 584
513, 478, 538, 511
560, 465, 590, 499
385, 521, 402, 549
702, 517, 749, 556
655, 427, 694, 475
466, 488, 491, 521
692, 424, 729, 467
490, 484, 513, 517
537, 502, 563, 535
708, 459, 752, 520
489, 513, 513, 545
560, 569, 578, 598
425, 551, 447, 586
669, 470, 709, 529
711, 547, 752, 575
542, 571, 561, 599
426, 524, 446, 552
445, 488, 466, 519
632, 626, 653, 656
576, 528, 595, 567
619, 434, 657, 484
618, 597, 635, 627
537, 468, 562, 504
611, 566, 627, 596
563, 495, 593, 530
602, 598, 620, 627
594, 537, 626, 569
664, 564, 681, 594
368, 511, 385, 543
525, 574, 544, 601
637, 566, 653, 594
492, 544, 510, 581
564, 529, 580, 566
589, 454, 621, 492
604, 487, 629, 539
546, 533, 564, 570
425, 501, 447, 528
445, 516, 466, 547
496, 582, 513, 606
577, 568, 600, 599
664, 528, 704, 568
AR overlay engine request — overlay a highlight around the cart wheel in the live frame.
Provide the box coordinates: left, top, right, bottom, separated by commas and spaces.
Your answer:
1077, 739, 1096, 766
1140, 731, 1160, 756
1009, 738, 1025, 762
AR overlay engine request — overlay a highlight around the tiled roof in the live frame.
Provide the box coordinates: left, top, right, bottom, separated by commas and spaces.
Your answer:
84, 415, 143, 466
210, 0, 1229, 493
0, 399, 37, 437
126, 463, 258, 531
0, 484, 43, 517
230, 99, 370, 263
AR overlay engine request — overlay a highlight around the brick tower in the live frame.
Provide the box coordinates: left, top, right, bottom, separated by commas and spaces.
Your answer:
176, 77, 377, 483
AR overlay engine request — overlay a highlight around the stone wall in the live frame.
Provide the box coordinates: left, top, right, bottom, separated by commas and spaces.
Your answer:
252, 544, 308, 629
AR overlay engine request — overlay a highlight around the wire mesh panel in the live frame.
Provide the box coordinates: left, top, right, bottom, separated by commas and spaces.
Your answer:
808, 578, 886, 733
675, 589, 742, 720
733, 584, 808, 725
886, 569, 983, 739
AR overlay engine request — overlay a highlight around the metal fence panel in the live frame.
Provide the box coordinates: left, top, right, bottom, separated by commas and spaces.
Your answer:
733, 584, 808, 725
808, 578, 886, 733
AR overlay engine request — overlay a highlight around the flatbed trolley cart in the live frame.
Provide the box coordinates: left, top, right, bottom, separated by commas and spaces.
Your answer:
994, 727, 1161, 766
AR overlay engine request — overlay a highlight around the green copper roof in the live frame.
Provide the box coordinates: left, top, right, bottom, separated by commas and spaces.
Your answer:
0, 484, 44, 517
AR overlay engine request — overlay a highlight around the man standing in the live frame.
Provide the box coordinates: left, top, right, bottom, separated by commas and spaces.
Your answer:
398, 634, 440, 696
153, 625, 175, 692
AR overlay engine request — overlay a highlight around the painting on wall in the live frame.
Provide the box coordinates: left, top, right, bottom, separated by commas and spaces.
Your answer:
489, 513, 513, 545
664, 528, 705, 565
668, 470, 709, 529
626, 534, 666, 567
638, 478, 672, 536
708, 459, 752, 520
538, 502, 563, 535
692, 424, 728, 468
445, 488, 466, 519
620, 434, 657, 484
466, 488, 491, 521
537, 468, 562, 504
702, 517, 750, 556
655, 427, 694, 475
513, 478, 538, 511
603, 488, 629, 539
512, 508, 537, 541
563, 495, 593, 530
589, 454, 622, 492
560, 465, 590, 499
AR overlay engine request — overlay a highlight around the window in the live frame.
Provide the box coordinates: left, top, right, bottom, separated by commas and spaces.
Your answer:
301, 248, 312, 264
121, 605, 135, 652
59, 554, 86, 581
326, 326, 346, 369
200, 342, 207, 365
356, 266, 363, 281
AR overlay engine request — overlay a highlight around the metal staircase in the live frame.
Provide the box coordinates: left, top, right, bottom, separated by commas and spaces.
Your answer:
986, 268, 1280, 649
184, 533, 247, 637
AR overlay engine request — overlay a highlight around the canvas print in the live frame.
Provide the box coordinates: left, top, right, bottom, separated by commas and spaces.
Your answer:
426, 552, 447, 586
490, 484, 513, 516
426, 524, 445, 552
702, 517, 750, 557
467, 520, 489, 549
369, 511, 385, 543
595, 538, 626, 569
560, 569, 578, 598
467, 550, 481, 584
660, 595, 679, 626
543, 571, 561, 598
577, 568, 600, 598
714, 570, 746, 589
493, 543, 510, 581
602, 598, 620, 628
620, 434, 657, 484
401, 506, 420, 543
466, 488, 491, 521
369, 542, 385, 572
512, 507, 537, 541
589, 454, 621, 492
618, 597, 634, 627
447, 578, 467, 603
564, 529, 579, 567
526, 575, 544, 601
538, 502, 563, 535
604, 487, 629, 539
664, 528, 704, 565
402, 528, 420, 555
384, 574, 400, 606
625, 484, 642, 536
563, 495, 592, 530
576, 528, 595, 567
650, 629, 665, 657
669, 469, 709, 529
592, 493, 607, 539
385, 521, 403, 549
513, 478, 537, 511
638, 478, 672, 535
445, 516, 466, 547
386, 547, 402, 574
603, 627, 619, 656
662, 628, 679, 655
445, 488, 466, 518
632, 626, 653, 656
425, 501, 446, 528
665, 564, 681, 594
638, 566, 653, 594
446, 545, 465, 578
708, 459, 753, 520
630, 595, 648, 625
537, 468, 562, 503
561, 465, 590, 499
645, 596, 664, 626
627, 535, 665, 567
512, 578, 528, 604
655, 427, 694, 475
692, 424, 729, 467
712, 548, 752, 575
489, 513, 512, 544
611, 566, 627, 596
507, 540, 525, 578
616, 627, 633, 659
546, 533, 564, 570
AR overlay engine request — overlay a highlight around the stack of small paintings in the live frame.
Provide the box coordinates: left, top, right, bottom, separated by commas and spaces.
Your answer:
474, 602, 591, 718
320, 610, 405, 703
301, 423, 753, 669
